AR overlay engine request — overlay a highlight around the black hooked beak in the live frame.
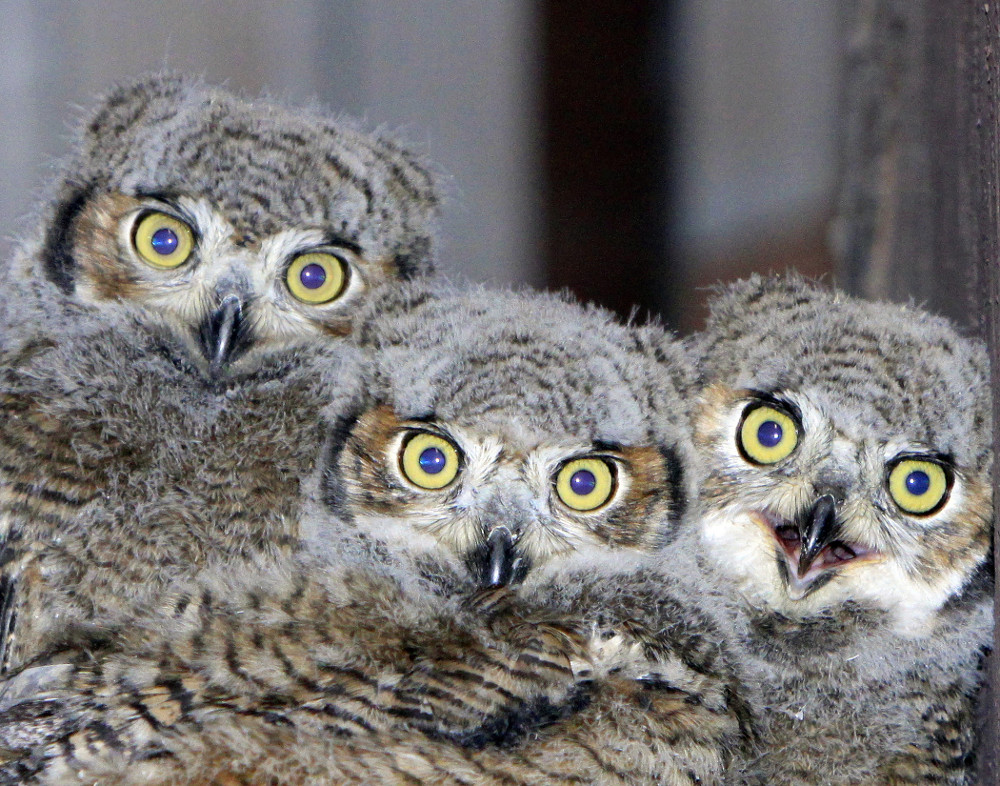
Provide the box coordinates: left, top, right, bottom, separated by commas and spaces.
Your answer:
796, 494, 839, 578
199, 295, 246, 373
484, 527, 522, 588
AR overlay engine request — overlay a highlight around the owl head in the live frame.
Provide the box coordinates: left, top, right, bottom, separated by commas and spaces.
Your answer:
310, 284, 698, 589
5, 73, 438, 380
692, 274, 992, 633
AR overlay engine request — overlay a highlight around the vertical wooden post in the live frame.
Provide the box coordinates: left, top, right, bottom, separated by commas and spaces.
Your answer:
835, 0, 975, 326
835, 1, 999, 778
969, 2, 1000, 781
539, 0, 678, 323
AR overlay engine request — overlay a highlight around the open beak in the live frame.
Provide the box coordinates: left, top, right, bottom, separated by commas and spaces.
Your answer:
199, 295, 245, 373
796, 494, 838, 578
765, 494, 873, 600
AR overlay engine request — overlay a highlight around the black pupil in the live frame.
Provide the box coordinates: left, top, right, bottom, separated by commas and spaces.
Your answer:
569, 469, 597, 496
418, 446, 446, 474
906, 470, 931, 496
757, 419, 783, 448
300, 262, 327, 290
150, 227, 179, 255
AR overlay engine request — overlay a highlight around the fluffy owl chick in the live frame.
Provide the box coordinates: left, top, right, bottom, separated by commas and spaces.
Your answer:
690, 273, 992, 784
1, 72, 438, 364
0, 73, 439, 672
0, 285, 751, 785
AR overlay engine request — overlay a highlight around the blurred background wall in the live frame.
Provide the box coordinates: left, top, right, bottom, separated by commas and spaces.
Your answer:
0, 0, 544, 290
0, 0, 853, 333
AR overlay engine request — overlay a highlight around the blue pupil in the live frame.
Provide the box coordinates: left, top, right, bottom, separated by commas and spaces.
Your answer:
569, 469, 597, 496
150, 227, 179, 255
418, 446, 447, 475
299, 263, 327, 290
906, 470, 931, 496
757, 420, 783, 448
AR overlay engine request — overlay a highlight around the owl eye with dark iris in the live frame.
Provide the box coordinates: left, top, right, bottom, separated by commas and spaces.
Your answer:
887, 457, 951, 515
737, 403, 800, 465
555, 457, 617, 512
399, 431, 461, 490
132, 211, 195, 269
286, 252, 348, 304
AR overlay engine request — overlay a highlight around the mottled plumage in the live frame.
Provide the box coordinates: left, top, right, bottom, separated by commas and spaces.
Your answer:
0, 286, 751, 785
689, 274, 992, 784
0, 73, 439, 672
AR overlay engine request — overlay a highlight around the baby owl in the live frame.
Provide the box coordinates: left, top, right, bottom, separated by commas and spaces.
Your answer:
0, 73, 439, 672
689, 274, 992, 784
0, 285, 751, 785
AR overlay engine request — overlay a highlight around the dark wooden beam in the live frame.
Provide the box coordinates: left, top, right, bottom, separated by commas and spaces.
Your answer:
968, 1, 1000, 780
834, 1, 998, 777
539, 1, 678, 323
835, 1, 975, 326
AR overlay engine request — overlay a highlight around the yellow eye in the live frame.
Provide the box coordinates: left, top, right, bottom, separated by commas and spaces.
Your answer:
399, 432, 461, 490
888, 459, 951, 515
286, 252, 348, 304
555, 458, 617, 512
132, 211, 194, 269
738, 404, 799, 465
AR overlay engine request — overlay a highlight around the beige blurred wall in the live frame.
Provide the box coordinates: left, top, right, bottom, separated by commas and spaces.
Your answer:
672, 1, 841, 261
0, 0, 543, 286
1, 2, 843, 299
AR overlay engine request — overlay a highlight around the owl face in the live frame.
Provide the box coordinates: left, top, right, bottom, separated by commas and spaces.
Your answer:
318, 286, 697, 587
693, 276, 992, 635
68, 192, 394, 375
329, 404, 681, 586
695, 383, 991, 630
27, 74, 438, 380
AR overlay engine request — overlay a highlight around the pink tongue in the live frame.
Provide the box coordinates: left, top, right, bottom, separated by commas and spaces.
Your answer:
768, 515, 865, 598
828, 542, 858, 563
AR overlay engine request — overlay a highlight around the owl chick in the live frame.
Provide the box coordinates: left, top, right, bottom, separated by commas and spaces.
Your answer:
0, 73, 439, 672
0, 285, 751, 786
689, 274, 992, 784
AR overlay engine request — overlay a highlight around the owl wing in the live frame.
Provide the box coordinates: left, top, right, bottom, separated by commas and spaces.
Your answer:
0, 572, 16, 674
164, 579, 751, 785
0, 389, 41, 676
0, 379, 26, 675
0, 589, 750, 786
0, 662, 85, 785
875, 672, 979, 785
564, 571, 754, 783
0, 588, 595, 784
0, 664, 185, 786
167, 577, 748, 786
0, 356, 109, 674
372, 586, 591, 745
